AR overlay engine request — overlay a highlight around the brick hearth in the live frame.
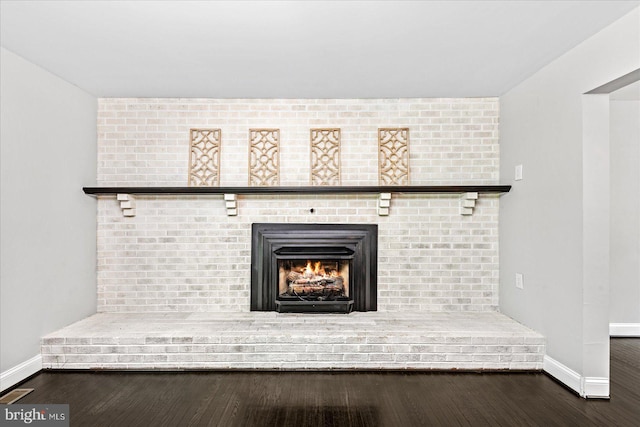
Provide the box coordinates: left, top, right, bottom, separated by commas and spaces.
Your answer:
42, 312, 544, 370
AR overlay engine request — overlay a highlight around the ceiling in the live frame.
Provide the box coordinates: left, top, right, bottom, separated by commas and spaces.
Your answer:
1, 1, 638, 98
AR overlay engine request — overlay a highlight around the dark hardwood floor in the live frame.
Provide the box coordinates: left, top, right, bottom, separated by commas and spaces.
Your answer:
6, 338, 639, 426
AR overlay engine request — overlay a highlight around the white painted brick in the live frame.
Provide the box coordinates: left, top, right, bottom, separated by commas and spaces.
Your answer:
96, 98, 499, 313
41, 312, 545, 370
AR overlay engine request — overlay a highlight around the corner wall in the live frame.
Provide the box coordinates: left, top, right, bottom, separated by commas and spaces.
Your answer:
0, 48, 97, 388
610, 100, 640, 332
499, 8, 639, 397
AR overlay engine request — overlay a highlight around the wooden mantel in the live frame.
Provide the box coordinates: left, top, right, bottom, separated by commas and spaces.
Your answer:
83, 185, 511, 196
83, 185, 511, 217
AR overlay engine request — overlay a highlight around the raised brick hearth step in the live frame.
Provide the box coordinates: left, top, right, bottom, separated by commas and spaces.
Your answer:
41, 312, 545, 370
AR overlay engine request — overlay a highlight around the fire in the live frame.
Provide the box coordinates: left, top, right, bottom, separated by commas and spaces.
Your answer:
284, 259, 347, 300
303, 260, 326, 276
298, 260, 342, 281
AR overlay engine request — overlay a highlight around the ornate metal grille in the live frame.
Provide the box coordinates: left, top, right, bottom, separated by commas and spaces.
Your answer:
378, 128, 410, 185
188, 128, 221, 186
249, 129, 280, 186
310, 128, 341, 185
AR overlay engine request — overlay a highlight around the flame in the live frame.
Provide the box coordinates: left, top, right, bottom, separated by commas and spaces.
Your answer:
302, 260, 327, 276
304, 261, 313, 275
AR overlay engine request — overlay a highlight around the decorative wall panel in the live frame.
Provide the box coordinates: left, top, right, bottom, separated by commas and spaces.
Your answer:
188, 128, 221, 186
310, 128, 341, 185
249, 129, 280, 186
378, 128, 410, 185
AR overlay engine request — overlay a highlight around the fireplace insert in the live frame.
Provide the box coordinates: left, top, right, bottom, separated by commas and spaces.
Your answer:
251, 223, 377, 313
275, 247, 353, 313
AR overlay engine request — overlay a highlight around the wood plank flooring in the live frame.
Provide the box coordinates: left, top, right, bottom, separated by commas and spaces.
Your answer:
7, 338, 640, 426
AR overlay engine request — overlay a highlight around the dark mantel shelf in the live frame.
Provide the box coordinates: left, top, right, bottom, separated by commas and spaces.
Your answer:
83, 185, 511, 196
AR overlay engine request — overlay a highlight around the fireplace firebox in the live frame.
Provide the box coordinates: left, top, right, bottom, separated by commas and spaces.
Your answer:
251, 223, 377, 313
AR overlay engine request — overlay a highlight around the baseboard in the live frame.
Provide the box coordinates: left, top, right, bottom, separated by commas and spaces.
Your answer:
0, 355, 42, 392
609, 323, 640, 337
543, 355, 582, 395
582, 377, 609, 399
543, 355, 609, 398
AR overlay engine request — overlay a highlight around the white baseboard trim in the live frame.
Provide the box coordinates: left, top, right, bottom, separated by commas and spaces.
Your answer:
543, 355, 582, 395
543, 355, 609, 398
0, 354, 42, 392
609, 323, 640, 337
582, 377, 610, 399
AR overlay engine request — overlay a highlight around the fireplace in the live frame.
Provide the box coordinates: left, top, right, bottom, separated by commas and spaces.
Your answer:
251, 223, 377, 313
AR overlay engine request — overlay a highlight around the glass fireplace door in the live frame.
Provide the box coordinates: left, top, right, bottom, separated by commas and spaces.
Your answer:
278, 259, 350, 301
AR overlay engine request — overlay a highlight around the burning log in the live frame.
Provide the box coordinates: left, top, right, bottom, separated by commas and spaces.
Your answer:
283, 259, 347, 298
287, 271, 303, 282
291, 285, 325, 294
293, 277, 325, 284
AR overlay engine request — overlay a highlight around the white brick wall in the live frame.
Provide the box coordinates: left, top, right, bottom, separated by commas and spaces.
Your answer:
96, 98, 500, 313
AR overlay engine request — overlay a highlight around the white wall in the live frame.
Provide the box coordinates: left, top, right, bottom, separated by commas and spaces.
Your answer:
499, 8, 639, 397
0, 48, 97, 379
610, 100, 640, 326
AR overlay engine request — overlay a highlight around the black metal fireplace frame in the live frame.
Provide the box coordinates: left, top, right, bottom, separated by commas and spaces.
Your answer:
251, 223, 378, 312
